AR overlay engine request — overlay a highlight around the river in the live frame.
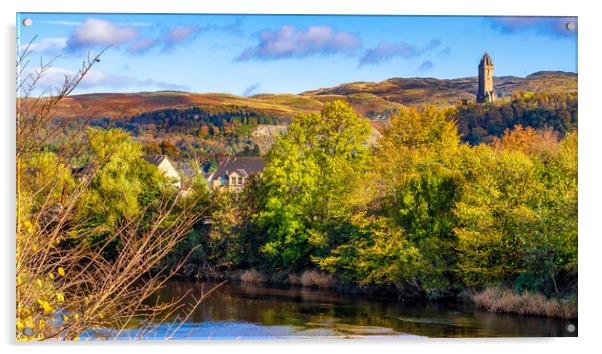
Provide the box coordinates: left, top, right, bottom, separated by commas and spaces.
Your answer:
88, 280, 577, 339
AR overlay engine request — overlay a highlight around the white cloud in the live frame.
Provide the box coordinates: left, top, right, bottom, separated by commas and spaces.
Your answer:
237, 25, 360, 61
66, 19, 138, 50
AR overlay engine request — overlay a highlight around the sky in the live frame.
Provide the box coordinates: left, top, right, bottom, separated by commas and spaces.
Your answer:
16, 13, 578, 96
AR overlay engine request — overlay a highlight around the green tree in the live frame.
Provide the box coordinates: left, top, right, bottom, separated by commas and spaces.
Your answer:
319, 106, 465, 297
75, 128, 175, 256
253, 100, 371, 270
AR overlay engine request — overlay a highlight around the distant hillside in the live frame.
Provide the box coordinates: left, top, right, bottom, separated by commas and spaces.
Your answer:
47, 71, 576, 122
303, 71, 577, 107
51, 91, 312, 120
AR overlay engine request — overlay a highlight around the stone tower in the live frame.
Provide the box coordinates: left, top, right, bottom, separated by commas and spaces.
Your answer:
477, 52, 496, 103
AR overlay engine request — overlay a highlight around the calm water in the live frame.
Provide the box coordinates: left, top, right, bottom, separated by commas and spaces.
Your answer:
92, 280, 577, 339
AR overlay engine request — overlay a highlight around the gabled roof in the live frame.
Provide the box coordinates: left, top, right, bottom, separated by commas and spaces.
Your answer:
142, 155, 168, 166
213, 157, 265, 179
178, 162, 198, 178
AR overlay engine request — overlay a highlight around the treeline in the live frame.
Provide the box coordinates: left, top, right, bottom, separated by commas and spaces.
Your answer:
88, 105, 275, 164
114, 105, 279, 136
455, 92, 577, 144
176, 100, 577, 301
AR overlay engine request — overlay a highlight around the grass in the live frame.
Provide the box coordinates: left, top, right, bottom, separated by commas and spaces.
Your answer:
300, 270, 336, 289
472, 287, 577, 319
240, 269, 265, 284
287, 273, 301, 286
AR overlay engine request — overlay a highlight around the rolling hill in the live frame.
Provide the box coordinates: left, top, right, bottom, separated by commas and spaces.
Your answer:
47, 71, 577, 122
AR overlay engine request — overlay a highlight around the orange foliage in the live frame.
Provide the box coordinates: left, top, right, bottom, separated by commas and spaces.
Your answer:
493, 125, 560, 156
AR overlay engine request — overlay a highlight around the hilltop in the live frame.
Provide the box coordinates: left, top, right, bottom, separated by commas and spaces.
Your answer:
303, 71, 577, 107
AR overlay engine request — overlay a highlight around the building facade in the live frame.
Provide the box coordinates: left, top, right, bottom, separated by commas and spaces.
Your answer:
143, 155, 181, 189
206, 157, 265, 192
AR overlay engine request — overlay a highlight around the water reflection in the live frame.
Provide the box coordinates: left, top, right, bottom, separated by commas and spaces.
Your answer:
131, 280, 577, 339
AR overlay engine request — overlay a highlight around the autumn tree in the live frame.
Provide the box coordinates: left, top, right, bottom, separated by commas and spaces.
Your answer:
315, 106, 465, 298
253, 100, 371, 270
455, 128, 577, 295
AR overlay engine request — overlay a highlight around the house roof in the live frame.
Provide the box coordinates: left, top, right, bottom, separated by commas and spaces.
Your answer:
178, 162, 198, 178
213, 157, 265, 179
142, 155, 168, 166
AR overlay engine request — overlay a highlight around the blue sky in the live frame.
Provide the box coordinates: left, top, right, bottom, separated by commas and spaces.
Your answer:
17, 13, 578, 96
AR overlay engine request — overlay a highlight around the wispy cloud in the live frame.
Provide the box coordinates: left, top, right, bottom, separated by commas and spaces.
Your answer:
162, 25, 201, 52
37, 20, 151, 28
38, 20, 83, 26
21, 37, 67, 55
437, 46, 451, 57
213, 16, 245, 35
127, 38, 157, 54
358, 39, 441, 67
417, 60, 435, 72
120, 22, 153, 27
24, 66, 188, 92
237, 25, 360, 61
242, 82, 260, 96
126, 25, 201, 54
66, 19, 138, 51
135, 78, 190, 91
488, 17, 577, 38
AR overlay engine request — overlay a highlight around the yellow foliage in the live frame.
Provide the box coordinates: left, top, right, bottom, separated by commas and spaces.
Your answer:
36, 299, 53, 313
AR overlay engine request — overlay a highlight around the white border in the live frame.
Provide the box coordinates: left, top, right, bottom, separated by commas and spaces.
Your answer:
2, 1, 600, 354
9, 0, 580, 16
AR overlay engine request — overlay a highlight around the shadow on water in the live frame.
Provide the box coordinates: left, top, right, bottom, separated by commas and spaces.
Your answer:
110, 280, 577, 339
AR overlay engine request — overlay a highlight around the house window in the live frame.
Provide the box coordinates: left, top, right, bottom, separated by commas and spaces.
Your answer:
238, 177, 243, 185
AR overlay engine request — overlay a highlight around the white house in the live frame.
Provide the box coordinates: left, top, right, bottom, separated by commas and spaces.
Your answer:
143, 155, 181, 189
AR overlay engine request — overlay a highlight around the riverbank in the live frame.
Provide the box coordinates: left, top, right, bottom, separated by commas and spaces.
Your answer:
173, 267, 577, 320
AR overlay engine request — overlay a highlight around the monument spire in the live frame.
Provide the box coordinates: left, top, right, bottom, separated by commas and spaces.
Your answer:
477, 52, 496, 103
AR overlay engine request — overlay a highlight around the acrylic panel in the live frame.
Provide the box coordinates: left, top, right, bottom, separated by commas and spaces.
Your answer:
16, 13, 578, 340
